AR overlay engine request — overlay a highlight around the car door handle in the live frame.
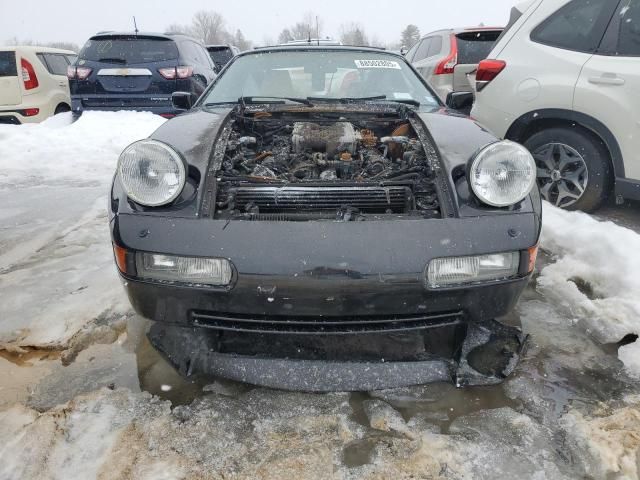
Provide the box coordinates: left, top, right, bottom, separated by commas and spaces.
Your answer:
588, 75, 625, 86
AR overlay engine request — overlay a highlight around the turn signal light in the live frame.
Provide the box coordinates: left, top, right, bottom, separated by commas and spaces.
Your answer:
527, 244, 539, 274
113, 244, 129, 274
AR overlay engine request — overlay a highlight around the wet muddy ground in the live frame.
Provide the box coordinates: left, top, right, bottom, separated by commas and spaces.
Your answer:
1, 176, 639, 478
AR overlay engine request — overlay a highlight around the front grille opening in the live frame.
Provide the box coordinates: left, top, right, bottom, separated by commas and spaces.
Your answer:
213, 182, 441, 221
191, 310, 463, 335
189, 314, 464, 362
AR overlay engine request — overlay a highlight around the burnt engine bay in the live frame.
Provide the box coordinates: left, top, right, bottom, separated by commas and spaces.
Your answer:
212, 110, 442, 221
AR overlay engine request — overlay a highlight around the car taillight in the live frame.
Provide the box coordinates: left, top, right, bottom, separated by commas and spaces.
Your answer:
22, 108, 40, 117
476, 59, 506, 92
434, 34, 458, 75
21, 58, 39, 90
158, 66, 193, 80
76, 67, 92, 80
66, 66, 92, 80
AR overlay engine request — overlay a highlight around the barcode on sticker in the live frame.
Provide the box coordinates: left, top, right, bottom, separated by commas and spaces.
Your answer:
354, 60, 401, 69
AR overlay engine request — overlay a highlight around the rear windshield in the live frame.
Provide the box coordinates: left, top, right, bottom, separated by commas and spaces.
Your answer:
0, 51, 17, 77
208, 48, 234, 67
455, 31, 503, 64
78, 37, 179, 64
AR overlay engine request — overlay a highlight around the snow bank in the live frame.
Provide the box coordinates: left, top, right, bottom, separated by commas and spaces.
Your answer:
539, 203, 640, 377
0, 111, 165, 188
0, 112, 164, 350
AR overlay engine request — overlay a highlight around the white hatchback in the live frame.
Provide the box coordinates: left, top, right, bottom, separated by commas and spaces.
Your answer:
0, 46, 77, 125
471, 0, 640, 211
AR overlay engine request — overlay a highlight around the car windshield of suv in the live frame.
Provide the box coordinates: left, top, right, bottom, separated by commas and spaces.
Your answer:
455, 31, 503, 64
202, 50, 439, 106
78, 37, 179, 64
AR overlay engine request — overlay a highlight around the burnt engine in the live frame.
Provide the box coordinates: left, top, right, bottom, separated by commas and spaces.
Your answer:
214, 114, 441, 221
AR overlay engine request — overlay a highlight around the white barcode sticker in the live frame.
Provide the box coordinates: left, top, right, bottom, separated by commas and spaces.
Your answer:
354, 59, 401, 69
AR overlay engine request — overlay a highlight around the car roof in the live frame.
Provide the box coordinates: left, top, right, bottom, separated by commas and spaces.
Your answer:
421, 26, 504, 37
89, 31, 194, 42
0, 46, 77, 55
206, 44, 236, 49
250, 45, 396, 56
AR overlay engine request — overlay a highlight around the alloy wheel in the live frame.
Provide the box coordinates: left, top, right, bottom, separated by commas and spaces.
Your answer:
533, 142, 589, 208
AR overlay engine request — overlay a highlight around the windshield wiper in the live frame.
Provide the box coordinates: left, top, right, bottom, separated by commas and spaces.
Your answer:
238, 96, 313, 106
307, 95, 387, 103
307, 96, 421, 107
381, 98, 421, 107
97, 58, 127, 64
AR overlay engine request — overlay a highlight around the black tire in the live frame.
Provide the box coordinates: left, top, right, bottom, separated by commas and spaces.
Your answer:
524, 126, 612, 212
54, 103, 71, 115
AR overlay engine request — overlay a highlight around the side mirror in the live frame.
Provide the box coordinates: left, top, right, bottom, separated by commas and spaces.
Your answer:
172, 91, 194, 111
445, 91, 474, 111
400, 46, 407, 56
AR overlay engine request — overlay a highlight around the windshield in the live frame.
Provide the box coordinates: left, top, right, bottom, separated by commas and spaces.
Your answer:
79, 37, 179, 64
201, 50, 439, 106
455, 31, 503, 64
208, 48, 234, 67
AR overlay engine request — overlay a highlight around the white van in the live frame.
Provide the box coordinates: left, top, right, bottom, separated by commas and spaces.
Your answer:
0, 46, 77, 124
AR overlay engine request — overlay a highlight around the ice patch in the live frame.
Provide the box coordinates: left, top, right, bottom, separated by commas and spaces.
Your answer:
619, 341, 640, 379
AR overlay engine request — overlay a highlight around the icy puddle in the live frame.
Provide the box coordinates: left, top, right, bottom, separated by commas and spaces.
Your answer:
1, 113, 639, 479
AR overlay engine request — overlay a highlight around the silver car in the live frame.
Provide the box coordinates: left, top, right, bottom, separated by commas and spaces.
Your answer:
406, 27, 503, 104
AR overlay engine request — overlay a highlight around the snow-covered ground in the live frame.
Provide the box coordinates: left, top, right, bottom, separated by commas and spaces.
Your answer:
1, 113, 639, 479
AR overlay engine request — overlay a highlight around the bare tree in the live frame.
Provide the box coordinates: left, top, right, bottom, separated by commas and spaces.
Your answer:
165, 23, 193, 36
340, 23, 369, 46
278, 13, 324, 43
191, 10, 226, 44
278, 28, 294, 44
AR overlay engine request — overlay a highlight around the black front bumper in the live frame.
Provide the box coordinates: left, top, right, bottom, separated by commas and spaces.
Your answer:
112, 212, 539, 328
112, 211, 539, 390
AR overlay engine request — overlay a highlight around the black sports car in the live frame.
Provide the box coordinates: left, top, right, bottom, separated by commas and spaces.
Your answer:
110, 46, 542, 391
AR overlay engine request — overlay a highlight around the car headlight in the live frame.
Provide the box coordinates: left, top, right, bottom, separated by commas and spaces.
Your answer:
469, 140, 536, 207
426, 252, 520, 288
136, 253, 234, 286
118, 139, 186, 207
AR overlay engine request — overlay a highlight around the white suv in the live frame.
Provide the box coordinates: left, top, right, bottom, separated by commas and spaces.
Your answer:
0, 46, 77, 125
471, 0, 640, 211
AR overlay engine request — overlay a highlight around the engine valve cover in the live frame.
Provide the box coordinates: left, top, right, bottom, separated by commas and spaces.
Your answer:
292, 122, 357, 156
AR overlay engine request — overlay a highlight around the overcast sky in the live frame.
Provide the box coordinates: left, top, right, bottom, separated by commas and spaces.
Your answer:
1, 0, 517, 47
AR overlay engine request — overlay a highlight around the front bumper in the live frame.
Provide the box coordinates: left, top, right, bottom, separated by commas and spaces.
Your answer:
112, 212, 539, 325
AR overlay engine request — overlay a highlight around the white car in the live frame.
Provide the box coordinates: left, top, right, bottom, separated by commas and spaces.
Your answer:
0, 46, 77, 125
471, 0, 640, 211
406, 27, 503, 103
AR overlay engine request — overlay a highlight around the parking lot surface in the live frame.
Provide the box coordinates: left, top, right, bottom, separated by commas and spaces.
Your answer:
1, 113, 639, 479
